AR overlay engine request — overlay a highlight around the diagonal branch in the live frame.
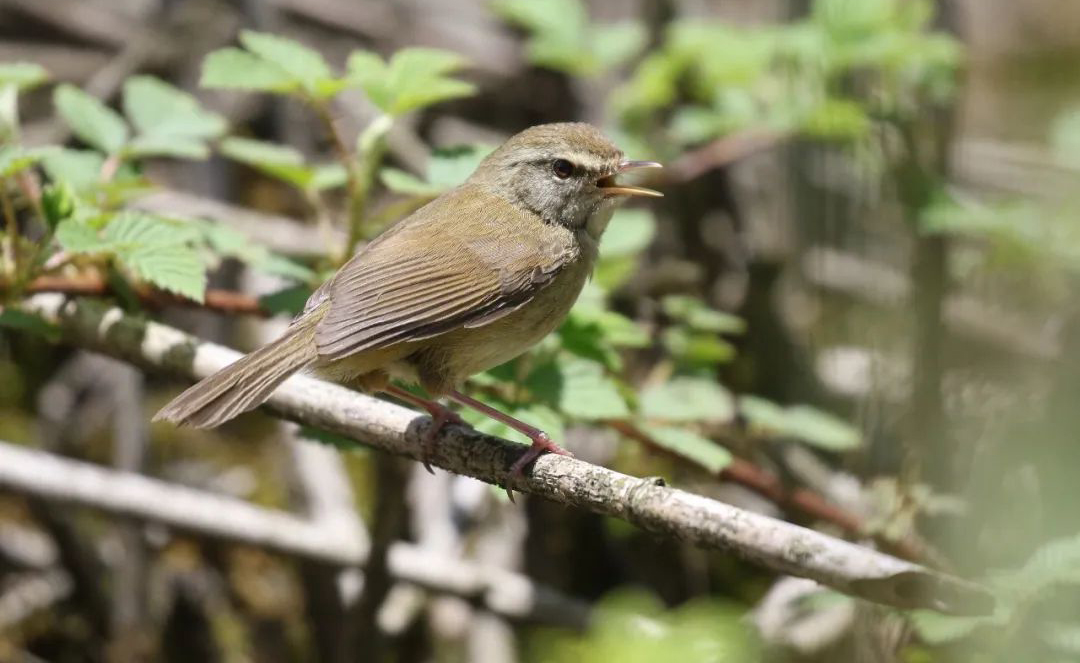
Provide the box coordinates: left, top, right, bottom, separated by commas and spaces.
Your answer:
0, 439, 586, 628
21, 293, 994, 616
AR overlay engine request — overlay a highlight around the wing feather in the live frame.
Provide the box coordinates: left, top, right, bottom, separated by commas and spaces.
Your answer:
313, 185, 578, 361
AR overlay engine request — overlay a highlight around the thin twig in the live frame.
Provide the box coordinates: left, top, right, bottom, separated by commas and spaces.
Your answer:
1, 183, 18, 282
20, 294, 995, 616
0, 439, 587, 627
21, 274, 268, 316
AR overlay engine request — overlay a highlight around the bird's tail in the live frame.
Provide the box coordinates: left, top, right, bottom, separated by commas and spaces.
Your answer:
154, 305, 326, 428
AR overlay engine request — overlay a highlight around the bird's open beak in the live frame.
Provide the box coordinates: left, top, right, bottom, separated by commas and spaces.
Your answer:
597, 160, 663, 198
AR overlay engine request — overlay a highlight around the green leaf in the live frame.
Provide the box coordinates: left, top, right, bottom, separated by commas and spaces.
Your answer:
0, 145, 58, 177
220, 136, 303, 167
639, 424, 732, 473
380, 144, 494, 196
0, 308, 60, 342
739, 396, 861, 451
427, 144, 494, 188
219, 137, 344, 191
802, 98, 871, 140
661, 295, 745, 333
41, 148, 105, 191
55, 218, 108, 253
348, 47, 475, 116
908, 610, 987, 645
53, 84, 129, 153
123, 76, 226, 141
40, 182, 76, 229
661, 327, 737, 367
593, 22, 648, 71
200, 222, 316, 282
465, 402, 566, 447
1051, 108, 1080, 169
126, 134, 210, 160
200, 47, 296, 92
380, 167, 441, 196
259, 284, 314, 316
118, 243, 207, 302
239, 30, 333, 90
0, 62, 49, 90
599, 209, 656, 258
104, 211, 202, 247
527, 356, 630, 420
640, 377, 734, 423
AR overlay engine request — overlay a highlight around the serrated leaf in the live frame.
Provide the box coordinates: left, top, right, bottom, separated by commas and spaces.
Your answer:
118, 243, 207, 302
53, 84, 129, 153
123, 76, 226, 141
55, 218, 108, 253
0, 308, 60, 342
347, 47, 474, 116
639, 424, 731, 473
104, 212, 202, 247
41, 148, 105, 191
0, 62, 49, 90
239, 30, 333, 91
640, 377, 734, 422
200, 47, 296, 92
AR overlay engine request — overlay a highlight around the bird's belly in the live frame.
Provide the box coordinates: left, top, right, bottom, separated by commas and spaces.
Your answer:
428, 258, 591, 378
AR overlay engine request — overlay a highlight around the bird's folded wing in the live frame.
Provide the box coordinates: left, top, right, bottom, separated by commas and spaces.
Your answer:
314, 186, 578, 361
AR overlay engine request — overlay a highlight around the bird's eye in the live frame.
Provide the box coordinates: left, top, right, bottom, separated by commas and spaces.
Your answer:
552, 158, 575, 180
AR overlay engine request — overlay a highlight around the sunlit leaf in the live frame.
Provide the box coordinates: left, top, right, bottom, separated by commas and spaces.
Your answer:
0, 62, 49, 90
123, 75, 226, 141
347, 47, 475, 116
639, 424, 732, 473
200, 47, 296, 92
41, 148, 105, 191
739, 395, 861, 450
240, 30, 332, 83
640, 377, 735, 423
53, 84, 129, 153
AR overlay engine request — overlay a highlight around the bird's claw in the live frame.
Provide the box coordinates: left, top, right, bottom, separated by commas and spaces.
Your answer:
504, 432, 573, 502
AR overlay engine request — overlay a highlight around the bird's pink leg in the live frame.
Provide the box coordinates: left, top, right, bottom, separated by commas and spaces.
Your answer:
383, 385, 466, 473
446, 389, 573, 501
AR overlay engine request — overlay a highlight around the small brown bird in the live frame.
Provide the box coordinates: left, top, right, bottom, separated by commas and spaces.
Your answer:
155, 122, 661, 494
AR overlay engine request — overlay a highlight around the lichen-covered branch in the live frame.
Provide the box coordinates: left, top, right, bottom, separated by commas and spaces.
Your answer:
0, 438, 586, 628
22, 294, 994, 615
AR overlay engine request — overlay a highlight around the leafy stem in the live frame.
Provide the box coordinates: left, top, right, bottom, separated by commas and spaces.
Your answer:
345, 114, 392, 259
1, 180, 17, 283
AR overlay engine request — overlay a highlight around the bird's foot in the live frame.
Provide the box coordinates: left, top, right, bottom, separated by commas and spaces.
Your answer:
504, 432, 573, 503
419, 405, 467, 474
384, 385, 467, 473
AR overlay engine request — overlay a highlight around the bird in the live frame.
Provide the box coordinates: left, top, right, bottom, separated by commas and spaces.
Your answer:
154, 122, 662, 497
